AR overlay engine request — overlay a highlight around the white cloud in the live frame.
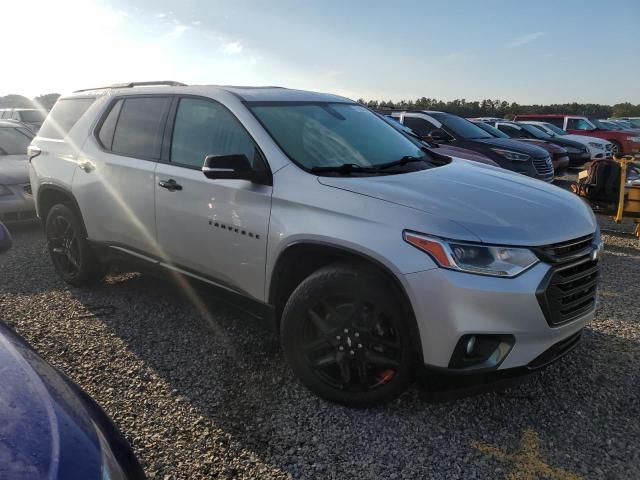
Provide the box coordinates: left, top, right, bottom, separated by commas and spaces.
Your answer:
506, 31, 545, 48
166, 24, 189, 40
192, 20, 202, 26
222, 41, 243, 55
155, 12, 167, 18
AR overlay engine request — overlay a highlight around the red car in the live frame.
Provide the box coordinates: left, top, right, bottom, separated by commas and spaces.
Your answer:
514, 114, 640, 156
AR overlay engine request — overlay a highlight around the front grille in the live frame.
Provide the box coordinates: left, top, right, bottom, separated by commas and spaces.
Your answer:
536, 258, 599, 326
532, 234, 594, 264
533, 156, 553, 176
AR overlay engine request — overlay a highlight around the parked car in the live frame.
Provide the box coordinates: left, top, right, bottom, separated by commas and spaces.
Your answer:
30, 82, 601, 406
0, 320, 146, 480
615, 117, 640, 128
606, 119, 634, 130
514, 114, 640, 155
0, 120, 36, 223
0, 108, 47, 132
381, 114, 500, 166
518, 121, 612, 160
471, 120, 569, 172
383, 110, 554, 182
492, 121, 589, 167
591, 118, 640, 134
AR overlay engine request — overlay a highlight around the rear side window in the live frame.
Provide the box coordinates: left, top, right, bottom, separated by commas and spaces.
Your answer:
109, 97, 170, 159
403, 117, 438, 136
498, 125, 527, 138
97, 100, 123, 150
0, 128, 33, 155
38, 98, 95, 139
170, 98, 262, 169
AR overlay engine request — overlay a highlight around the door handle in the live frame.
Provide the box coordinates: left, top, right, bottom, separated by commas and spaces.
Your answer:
158, 179, 183, 191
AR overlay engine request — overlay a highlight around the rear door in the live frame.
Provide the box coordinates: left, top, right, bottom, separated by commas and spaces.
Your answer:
154, 96, 272, 300
72, 96, 171, 255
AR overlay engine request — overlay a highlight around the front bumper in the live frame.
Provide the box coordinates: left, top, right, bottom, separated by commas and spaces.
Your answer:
403, 262, 595, 370
0, 183, 36, 223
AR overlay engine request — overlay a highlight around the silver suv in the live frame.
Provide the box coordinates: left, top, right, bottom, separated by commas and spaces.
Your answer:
29, 82, 601, 406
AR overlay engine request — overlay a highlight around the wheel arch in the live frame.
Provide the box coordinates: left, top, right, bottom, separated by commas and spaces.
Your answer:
37, 184, 87, 236
268, 241, 423, 361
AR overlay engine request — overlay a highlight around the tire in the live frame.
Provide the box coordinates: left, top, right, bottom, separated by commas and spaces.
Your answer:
610, 141, 622, 156
45, 203, 104, 286
280, 263, 416, 407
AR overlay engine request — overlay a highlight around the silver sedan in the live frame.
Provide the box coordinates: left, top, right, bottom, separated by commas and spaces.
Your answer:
0, 120, 36, 223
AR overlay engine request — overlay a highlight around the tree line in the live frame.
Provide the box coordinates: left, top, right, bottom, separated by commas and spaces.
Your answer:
0, 93, 61, 111
2, 92, 639, 119
357, 98, 640, 119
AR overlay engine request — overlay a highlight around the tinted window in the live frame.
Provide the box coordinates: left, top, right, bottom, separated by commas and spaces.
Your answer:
0, 128, 33, 155
472, 121, 509, 138
403, 117, 438, 136
19, 110, 46, 123
171, 98, 262, 169
38, 98, 95, 139
566, 118, 594, 131
97, 100, 123, 150
111, 97, 170, 159
498, 125, 527, 138
430, 113, 492, 139
250, 103, 429, 170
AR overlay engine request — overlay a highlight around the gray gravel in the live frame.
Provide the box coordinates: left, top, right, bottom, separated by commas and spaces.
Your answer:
1, 220, 639, 480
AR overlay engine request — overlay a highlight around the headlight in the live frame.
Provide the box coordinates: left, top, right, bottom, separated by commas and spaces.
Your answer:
588, 142, 603, 149
0, 185, 13, 197
404, 231, 539, 277
627, 136, 640, 142
490, 148, 530, 161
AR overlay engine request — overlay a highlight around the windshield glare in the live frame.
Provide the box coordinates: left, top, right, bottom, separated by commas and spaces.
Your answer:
431, 113, 492, 140
250, 103, 429, 170
542, 123, 567, 136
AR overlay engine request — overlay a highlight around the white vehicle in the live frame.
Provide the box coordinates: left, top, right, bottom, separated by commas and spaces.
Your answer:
615, 117, 640, 129
519, 121, 612, 160
29, 82, 601, 407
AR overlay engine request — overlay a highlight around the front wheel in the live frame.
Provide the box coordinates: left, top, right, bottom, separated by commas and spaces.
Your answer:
45, 204, 104, 286
610, 141, 622, 156
280, 263, 416, 407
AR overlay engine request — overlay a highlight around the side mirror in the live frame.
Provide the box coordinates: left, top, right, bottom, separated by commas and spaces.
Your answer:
202, 154, 267, 184
428, 129, 452, 143
0, 222, 12, 254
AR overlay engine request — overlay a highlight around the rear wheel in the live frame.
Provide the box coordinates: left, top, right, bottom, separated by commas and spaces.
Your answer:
280, 263, 415, 407
45, 204, 104, 286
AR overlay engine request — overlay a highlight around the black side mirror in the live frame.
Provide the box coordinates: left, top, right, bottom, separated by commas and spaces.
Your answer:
202, 154, 268, 184
428, 129, 452, 143
0, 222, 12, 254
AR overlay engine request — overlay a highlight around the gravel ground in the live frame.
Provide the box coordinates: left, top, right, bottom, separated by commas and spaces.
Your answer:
1, 218, 639, 480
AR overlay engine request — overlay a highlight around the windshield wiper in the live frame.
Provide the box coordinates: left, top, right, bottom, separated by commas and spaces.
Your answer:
376, 155, 427, 170
311, 163, 380, 174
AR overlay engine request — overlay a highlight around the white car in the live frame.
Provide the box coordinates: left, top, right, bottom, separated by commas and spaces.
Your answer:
519, 121, 612, 160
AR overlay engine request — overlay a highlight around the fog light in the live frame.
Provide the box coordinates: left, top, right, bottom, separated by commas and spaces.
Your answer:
465, 336, 477, 356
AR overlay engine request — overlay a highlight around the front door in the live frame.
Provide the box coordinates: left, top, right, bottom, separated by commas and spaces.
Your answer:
154, 97, 272, 301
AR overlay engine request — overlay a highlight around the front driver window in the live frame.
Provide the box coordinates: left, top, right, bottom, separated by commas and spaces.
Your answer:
171, 98, 261, 169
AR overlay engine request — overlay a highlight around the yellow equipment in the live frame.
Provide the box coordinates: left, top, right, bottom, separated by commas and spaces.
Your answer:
577, 154, 640, 238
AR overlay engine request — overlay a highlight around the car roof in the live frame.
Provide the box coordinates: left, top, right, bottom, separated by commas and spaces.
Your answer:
64, 84, 352, 104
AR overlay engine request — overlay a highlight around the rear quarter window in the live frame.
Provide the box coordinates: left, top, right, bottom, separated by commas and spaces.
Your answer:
38, 98, 96, 139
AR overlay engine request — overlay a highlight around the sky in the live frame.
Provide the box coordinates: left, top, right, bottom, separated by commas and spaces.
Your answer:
2, 0, 639, 104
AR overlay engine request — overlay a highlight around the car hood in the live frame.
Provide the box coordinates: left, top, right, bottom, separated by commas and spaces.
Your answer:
0, 323, 102, 479
434, 145, 499, 166
0, 154, 30, 184
560, 134, 607, 146
474, 137, 549, 158
514, 139, 567, 154
318, 159, 596, 246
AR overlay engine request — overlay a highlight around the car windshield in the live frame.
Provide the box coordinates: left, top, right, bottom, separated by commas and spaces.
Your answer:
519, 123, 552, 139
249, 102, 431, 171
429, 113, 492, 140
591, 118, 620, 130
628, 119, 640, 128
19, 110, 46, 123
542, 123, 567, 136
473, 122, 509, 138
0, 127, 33, 155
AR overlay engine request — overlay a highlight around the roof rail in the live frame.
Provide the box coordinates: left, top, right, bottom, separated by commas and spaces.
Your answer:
73, 81, 187, 93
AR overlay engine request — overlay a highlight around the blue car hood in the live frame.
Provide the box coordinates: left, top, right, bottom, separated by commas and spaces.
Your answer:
0, 323, 102, 480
